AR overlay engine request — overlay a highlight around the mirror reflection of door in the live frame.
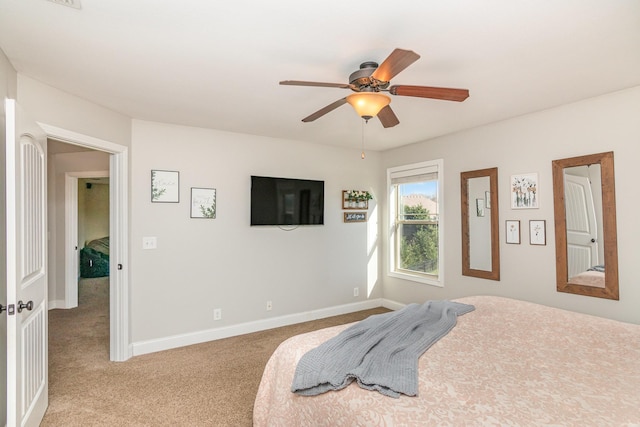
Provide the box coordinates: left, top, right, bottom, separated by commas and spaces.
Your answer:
564, 165, 605, 287
469, 176, 491, 271
552, 151, 617, 299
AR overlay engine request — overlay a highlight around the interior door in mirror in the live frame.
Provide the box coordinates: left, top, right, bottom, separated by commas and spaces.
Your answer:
552, 151, 618, 300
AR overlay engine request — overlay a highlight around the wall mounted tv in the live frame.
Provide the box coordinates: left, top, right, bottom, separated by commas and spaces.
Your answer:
251, 175, 324, 226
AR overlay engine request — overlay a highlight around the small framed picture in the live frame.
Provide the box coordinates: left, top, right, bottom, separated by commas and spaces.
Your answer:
190, 187, 216, 218
529, 220, 546, 245
151, 170, 179, 203
506, 220, 521, 244
343, 190, 370, 210
511, 173, 539, 209
476, 198, 485, 217
344, 212, 366, 223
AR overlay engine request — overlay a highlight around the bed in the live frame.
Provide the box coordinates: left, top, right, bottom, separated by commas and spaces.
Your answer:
80, 236, 110, 278
254, 296, 640, 426
569, 265, 605, 288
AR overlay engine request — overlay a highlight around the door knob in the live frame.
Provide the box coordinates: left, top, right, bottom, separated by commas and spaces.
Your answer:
17, 300, 33, 313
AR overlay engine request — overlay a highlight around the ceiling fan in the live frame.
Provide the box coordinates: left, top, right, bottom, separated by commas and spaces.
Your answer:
280, 48, 469, 128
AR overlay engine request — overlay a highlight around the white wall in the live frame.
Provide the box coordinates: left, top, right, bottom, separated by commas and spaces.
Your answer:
17, 73, 131, 302
15, 73, 384, 355
78, 180, 110, 245
11, 62, 639, 360
17, 75, 131, 147
130, 120, 383, 344
381, 86, 640, 324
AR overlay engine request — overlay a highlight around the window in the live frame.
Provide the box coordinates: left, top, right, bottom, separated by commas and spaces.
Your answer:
388, 159, 444, 286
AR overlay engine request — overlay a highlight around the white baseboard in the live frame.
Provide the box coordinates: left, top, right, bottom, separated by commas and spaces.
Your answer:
132, 298, 399, 357
381, 298, 406, 311
48, 299, 67, 310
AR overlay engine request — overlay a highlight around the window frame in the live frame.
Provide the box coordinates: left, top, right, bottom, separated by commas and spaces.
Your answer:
387, 159, 444, 287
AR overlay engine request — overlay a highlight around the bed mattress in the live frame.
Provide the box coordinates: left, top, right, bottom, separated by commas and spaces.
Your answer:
254, 296, 640, 426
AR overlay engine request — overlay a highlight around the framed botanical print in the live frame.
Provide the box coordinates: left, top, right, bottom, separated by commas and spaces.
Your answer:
151, 170, 179, 203
506, 220, 521, 244
511, 173, 538, 209
190, 187, 216, 218
529, 220, 546, 245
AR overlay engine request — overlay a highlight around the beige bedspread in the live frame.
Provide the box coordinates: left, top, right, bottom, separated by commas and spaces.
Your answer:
253, 296, 640, 426
569, 270, 606, 288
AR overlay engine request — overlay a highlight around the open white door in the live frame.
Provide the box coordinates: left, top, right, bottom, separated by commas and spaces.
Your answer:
565, 172, 599, 278
5, 99, 48, 426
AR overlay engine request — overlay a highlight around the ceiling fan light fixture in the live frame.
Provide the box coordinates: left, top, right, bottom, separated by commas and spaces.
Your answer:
346, 92, 390, 119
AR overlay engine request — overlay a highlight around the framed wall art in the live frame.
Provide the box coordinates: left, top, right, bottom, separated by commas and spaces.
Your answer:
511, 173, 538, 209
343, 190, 372, 209
476, 198, 485, 217
344, 212, 367, 223
529, 220, 546, 245
151, 170, 179, 203
506, 220, 521, 244
190, 187, 216, 218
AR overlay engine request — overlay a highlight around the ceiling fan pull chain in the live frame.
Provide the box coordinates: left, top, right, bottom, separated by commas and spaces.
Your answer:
361, 119, 366, 159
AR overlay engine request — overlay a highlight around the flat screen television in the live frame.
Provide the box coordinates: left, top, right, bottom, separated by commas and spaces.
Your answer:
251, 175, 324, 226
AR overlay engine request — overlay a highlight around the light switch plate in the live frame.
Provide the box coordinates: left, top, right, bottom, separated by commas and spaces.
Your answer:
142, 237, 157, 249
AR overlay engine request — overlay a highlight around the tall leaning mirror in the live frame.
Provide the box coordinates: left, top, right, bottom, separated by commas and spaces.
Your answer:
461, 167, 500, 280
552, 151, 619, 300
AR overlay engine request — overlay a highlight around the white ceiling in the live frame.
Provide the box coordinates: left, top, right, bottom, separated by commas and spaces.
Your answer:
1, 0, 639, 152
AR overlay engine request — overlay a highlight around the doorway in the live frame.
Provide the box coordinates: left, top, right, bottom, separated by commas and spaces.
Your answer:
41, 124, 129, 362
63, 171, 110, 309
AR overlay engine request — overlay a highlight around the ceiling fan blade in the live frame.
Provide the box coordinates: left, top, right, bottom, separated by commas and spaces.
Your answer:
302, 98, 348, 122
371, 49, 420, 82
389, 85, 469, 102
280, 80, 352, 89
377, 105, 399, 128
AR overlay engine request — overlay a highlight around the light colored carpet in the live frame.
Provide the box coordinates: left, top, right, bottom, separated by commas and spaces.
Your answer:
43, 277, 388, 426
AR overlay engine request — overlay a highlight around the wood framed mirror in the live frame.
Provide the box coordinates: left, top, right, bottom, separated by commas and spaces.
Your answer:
461, 167, 500, 280
552, 151, 618, 300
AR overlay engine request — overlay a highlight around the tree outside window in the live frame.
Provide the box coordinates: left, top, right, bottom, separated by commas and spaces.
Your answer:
389, 159, 443, 286
399, 204, 439, 275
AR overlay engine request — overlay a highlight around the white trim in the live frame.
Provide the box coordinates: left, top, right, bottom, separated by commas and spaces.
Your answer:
5, 99, 18, 426
64, 174, 78, 308
381, 299, 406, 311
133, 299, 388, 356
40, 123, 131, 362
38, 123, 123, 154
48, 299, 66, 310
109, 149, 129, 361
5, 99, 17, 303
388, 270, 444, 287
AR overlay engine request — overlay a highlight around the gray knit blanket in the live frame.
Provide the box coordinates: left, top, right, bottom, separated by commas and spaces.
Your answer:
291, 300, 475, 398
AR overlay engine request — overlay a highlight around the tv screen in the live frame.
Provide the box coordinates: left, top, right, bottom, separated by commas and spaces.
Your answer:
251, 176, 324, 226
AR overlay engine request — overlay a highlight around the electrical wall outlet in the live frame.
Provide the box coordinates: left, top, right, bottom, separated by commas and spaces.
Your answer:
214, 308, 222, 320
266, 301, 272, 311
353, 287, 359, 297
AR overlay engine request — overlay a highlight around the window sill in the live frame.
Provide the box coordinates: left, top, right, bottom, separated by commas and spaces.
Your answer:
388, 271, 443, 287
